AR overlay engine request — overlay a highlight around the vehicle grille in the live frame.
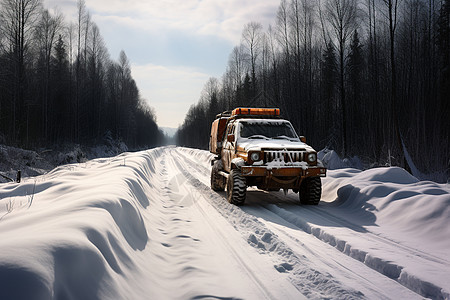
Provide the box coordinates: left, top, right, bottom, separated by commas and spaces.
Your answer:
264, 150, 305, 163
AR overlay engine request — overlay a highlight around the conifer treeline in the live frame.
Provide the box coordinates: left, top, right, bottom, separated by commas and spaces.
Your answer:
0, 0, 164, 149
177, 0, 449, 180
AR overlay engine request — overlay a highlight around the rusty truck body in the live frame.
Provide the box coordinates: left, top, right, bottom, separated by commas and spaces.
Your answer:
210, 107, 326, 205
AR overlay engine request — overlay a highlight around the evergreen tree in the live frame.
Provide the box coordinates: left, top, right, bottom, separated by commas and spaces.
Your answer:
0, 2, 163, 149
347, 30, 364, 153
348, 30, 363, 104
51, 35, 71, 142
321, 42, 337, 148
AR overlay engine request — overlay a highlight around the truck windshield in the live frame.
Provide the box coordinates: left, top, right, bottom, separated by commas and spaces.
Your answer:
239, 121, 298, 140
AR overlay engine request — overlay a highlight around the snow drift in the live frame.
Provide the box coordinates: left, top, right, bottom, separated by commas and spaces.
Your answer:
0, 146, 449, 299
0, 151, 152, 299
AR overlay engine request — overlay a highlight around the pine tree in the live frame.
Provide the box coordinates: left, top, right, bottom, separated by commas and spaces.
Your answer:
321, 42, 338, 148
347, 30, 364, 153
51, 35, 71, 142
348, 30, 363, 103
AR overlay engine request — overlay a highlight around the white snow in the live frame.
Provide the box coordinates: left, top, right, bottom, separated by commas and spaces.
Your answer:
238, 139, 313, 153
265, 158, 309, 170
318, 148, 363, 170
0, 146, 449, 299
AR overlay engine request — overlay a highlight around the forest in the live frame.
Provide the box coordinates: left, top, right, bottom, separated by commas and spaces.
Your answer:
0, 0, 164, 150
177, 0, 449, 182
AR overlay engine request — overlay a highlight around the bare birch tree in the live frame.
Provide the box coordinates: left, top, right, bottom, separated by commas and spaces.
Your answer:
241, 21, 263, 98
326, 0, 358, 156
35, 8, 63, 139
0, 0, 41, 142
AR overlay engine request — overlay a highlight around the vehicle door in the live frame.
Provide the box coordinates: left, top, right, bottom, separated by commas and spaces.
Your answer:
221, 121, 236, 173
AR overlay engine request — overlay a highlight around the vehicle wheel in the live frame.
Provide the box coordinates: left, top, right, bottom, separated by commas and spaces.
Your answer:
226, 169, 246, 205
211, 160, 226, 191
299, 177, 321, 205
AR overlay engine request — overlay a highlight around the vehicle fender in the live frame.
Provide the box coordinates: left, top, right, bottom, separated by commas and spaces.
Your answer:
231, 157, 245, 170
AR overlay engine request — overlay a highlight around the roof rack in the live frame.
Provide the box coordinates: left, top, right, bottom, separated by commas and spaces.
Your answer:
215, 108, 281, 120
215, 111, 232, 119
230, 107, 280, 119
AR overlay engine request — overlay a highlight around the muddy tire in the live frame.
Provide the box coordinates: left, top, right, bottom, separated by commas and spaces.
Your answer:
226, 169, 246, 205
299, 177, 321, 205
211, 160, 226, 191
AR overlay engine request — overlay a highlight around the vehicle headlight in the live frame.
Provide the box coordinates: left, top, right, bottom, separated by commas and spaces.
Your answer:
307, 153, 317, 163
250, 152, 260, 162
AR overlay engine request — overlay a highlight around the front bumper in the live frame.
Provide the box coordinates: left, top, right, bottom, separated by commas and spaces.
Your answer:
241, 166, 326, 191
241, 165, 326, 177
240, 165, 326, 190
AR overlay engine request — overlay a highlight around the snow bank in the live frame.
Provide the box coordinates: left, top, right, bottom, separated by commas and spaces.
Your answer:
1, 146, 449, 299
318, 147, 449, 183
0, 149, 160, 299
323, 167, 450, 249
177, 146, 215, 163
318, 167, 450, 299
318, 148, 363, 170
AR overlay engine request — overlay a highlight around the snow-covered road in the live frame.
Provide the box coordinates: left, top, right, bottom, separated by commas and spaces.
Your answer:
0, 146, 449, 299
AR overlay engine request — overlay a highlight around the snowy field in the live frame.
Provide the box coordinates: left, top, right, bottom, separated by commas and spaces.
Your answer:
0, 146, 449, 299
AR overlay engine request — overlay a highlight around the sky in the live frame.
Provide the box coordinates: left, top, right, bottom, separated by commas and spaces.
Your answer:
43, 0, 279, 128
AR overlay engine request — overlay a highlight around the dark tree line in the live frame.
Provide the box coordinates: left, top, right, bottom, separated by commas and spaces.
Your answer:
0, 0, 164, 149
177, 0, 449, 181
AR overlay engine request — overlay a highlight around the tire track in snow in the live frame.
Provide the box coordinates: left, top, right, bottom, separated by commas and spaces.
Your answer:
310, 205, 449, 265
256, 190, 449, 300
171, 148, 365, 299
141, 149, 221, 299
153, 148, 295, 299
189, 186, 277, 300
195, 153, 447, 300
270, 189, 448, 266
238, 201, 419, 300
174, 147, 440, 299
164, 151, 287, 300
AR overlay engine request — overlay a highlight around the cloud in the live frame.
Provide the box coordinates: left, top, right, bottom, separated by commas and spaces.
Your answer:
131, 64, 210, 128
84, 0, 278, 44
42, 0, 280, 127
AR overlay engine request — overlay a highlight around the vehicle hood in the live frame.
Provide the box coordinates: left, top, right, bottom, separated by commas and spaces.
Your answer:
237, 138, 316, 152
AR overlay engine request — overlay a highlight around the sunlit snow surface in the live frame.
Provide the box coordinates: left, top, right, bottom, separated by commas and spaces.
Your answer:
0, 147, 449, 299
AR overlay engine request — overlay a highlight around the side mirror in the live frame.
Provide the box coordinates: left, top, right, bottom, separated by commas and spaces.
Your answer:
227, 134, 235, 143
300, 136, 306, 143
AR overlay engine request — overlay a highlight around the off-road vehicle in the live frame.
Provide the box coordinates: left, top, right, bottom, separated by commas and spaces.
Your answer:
210, 107, 326, 205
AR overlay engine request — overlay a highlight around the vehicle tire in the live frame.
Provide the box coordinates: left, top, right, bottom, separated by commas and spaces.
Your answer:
211, 160, 226, 191
299, 177, 321, 205
226, 169, 246, 205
